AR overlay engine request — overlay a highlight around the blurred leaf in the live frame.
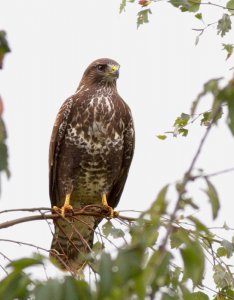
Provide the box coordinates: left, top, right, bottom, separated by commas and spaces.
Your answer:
169, 0, 201, 12
0, 31, 10, 54
35, 277, 92, 300
150, 184, 169, 216
213, 264, 233, 289
98, 253, 113, 300
157, 135, 167, 140
222, 43, 234, 60
139, 0, 152, 7
181, 239, 204, 285
217, 247, 227, 257
217, 14, 231, 37
8, 256, 43, 271
115, 246, 144, 284
0, 31, 10, 69
179, 198, 199, 210
174, 113, 190, 127
119, 0, 126, 13
145, 250, 172, 291
92, 241, 104, 254
102, 221, 113, 237
203, 178, 220, 220
190, 291, 209, 299
137, 9, 152, 28
191, 78, 222, 115
221, 239, 233, 258
102, 221, 125, 239
178, 128, 188, 137
161, 292, 177, 299
195, 13, 202, 20
170, 227, 195, 250
200, 111, 212, 126
0, 271, 31, 300
188, 216, 210, 234
226, 0, 234, 15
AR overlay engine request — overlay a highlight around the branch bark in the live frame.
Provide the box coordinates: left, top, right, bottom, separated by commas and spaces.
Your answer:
0, 205, 137, 230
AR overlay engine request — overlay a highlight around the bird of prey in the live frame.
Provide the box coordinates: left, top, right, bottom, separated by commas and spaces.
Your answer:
49, 58, 135, 272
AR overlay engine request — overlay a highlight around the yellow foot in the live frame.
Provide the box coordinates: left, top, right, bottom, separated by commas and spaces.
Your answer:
53, 193, 73, 217
101, 194, 119, 218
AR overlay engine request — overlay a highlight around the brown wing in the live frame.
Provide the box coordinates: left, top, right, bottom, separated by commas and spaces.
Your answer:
108, 116, 135, 208
49, 97, 74, 207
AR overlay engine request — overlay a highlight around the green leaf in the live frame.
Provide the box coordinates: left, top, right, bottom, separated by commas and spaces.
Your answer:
157, 135, 167, 140
217, 14, 231, 37
92, 241, 104, 254
195, 13, 202, 20
161, 293, 178, 300
0, 31, 11, 55
203, 178, 220, 220
102, 221, 113, 237
178, 128, 188, 137
213, 264, 233, 289
221, 239, 233, 258
137, 9, 152, 28
188, 216, 210, 234
119, 0, 126, 13
150, 184, 169, 216
190, 291, 209, 300
217, 247, 227, 257
170, 228, 190, 249
226, 0, 234, 15
8, 256, 43, 271
181, 239, 204, 285
98, 253, 113, 300
169, 0, 201, 12
146, 250, 172, 289
200, 111, 212, 126
35, 277, 92, 300
174, 113, 190, 127
191, 78, 222, 115
115, 246, 144, 284
0, 118, 10, 179
102, 221, 125, 239
227, 94, 234, 135
222, 43, 234, 60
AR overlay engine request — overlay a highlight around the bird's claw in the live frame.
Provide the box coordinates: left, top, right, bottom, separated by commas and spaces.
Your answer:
101, 194, 118, 218
53, 204, 73, 217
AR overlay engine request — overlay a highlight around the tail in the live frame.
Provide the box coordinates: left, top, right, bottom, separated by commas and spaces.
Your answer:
50, 215, 96, 272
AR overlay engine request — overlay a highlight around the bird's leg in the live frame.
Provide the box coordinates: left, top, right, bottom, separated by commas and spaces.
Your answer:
53, 193, 73, 217
101, 194, 118, 218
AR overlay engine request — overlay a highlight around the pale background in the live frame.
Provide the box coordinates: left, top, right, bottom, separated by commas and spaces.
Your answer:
0, 0, 234, 294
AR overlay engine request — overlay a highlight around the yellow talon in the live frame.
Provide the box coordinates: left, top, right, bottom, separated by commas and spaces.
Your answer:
101, 194, 118, 218
53, 194, 73, 217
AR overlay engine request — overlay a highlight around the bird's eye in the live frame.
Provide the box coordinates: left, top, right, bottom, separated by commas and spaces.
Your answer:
97, 64, 106, 71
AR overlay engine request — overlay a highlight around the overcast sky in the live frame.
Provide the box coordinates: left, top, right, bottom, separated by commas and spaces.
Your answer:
0, 0, 234, 293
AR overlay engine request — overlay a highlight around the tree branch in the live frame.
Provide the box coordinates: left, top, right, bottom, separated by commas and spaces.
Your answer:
0, 205, 137, 230
159, 101, 223, 253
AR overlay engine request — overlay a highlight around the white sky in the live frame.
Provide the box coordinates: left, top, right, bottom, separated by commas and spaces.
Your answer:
0, 0, 234, 294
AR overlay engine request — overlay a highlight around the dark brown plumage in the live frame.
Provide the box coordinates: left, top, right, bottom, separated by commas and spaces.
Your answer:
49, 58, 135, 272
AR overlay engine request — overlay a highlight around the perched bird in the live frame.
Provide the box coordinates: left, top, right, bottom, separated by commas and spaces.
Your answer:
49, 58, 135, 272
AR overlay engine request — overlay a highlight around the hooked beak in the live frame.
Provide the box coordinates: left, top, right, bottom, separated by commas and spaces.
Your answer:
108, 64, 119, 79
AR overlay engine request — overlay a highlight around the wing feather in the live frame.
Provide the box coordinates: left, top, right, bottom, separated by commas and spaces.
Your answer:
49, 97, 74, 206
108, 116, 135, 208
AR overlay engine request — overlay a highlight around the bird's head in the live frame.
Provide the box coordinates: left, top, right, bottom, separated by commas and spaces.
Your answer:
81, 58, 120, 87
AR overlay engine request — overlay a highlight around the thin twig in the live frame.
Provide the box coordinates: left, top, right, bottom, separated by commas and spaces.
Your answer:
159, 101, 222, 253
191, 167, 234, 180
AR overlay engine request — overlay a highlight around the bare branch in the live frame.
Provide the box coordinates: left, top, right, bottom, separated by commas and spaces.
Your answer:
0, 205, 137, 230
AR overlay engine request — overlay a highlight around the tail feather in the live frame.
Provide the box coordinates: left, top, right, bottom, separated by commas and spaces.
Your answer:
50, 215, 96, 272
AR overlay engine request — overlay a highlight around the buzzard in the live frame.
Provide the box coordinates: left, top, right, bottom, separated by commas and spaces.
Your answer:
49, 58, 135, 272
